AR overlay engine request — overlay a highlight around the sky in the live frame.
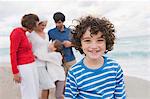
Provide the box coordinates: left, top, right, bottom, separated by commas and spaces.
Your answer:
0, 0, 150, 48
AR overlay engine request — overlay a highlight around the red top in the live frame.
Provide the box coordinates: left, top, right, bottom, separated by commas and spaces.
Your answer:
10, 27, 35, 74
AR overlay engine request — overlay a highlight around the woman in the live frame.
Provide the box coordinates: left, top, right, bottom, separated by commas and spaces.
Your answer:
28, 18, 55, 99
10, 13, 40, 99
28, 17, 66, 99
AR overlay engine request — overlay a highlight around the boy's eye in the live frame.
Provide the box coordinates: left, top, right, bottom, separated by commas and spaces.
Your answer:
97, 39, 104, 42
83, 39, 91, 42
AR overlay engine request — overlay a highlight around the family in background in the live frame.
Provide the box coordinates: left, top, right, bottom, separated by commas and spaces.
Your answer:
10, 12, 126, 99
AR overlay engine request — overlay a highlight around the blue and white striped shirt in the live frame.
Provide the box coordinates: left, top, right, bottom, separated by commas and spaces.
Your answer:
65, 56, 126, 99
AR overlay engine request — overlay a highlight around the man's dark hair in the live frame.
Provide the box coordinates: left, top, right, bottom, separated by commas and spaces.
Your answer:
53, 12, 65, 23
21, 13, 39, 30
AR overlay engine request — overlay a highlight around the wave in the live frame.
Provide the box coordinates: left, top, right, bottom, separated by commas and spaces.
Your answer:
108, 51, 150, 58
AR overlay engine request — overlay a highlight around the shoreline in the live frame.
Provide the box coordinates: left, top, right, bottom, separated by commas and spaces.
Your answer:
0, 64, 150, 99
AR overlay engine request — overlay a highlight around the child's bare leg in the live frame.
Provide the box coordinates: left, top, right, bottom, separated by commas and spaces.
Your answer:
55, 81, 65, 99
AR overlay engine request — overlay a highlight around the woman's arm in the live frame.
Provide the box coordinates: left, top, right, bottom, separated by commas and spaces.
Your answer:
35, 51, 62, 65
10, 30, 21, 74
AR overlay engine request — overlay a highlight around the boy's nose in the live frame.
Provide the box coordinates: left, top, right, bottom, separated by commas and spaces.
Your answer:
90, 42, 98, 48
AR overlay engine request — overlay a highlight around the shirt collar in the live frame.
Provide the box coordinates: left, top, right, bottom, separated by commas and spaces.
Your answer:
56, 25, 67, 32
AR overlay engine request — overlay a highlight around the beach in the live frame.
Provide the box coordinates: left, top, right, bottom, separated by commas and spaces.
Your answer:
0, 64, 21, 99
0, 1, 150, 98
125, 76, 150, 99
0, 64, 150, 99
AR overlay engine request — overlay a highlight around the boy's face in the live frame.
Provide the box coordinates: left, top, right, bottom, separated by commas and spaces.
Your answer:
55, 20, 64, 29
81, 28, 106, 60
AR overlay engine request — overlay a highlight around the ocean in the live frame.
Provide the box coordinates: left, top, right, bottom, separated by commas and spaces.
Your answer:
0, 35, 150, 81
107, 35, 150, 81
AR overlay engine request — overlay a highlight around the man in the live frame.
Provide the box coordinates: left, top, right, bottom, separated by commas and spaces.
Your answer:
48, 12, 76, 74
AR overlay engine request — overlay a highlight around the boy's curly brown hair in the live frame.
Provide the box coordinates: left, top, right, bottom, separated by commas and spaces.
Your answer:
71, 16, 116, 54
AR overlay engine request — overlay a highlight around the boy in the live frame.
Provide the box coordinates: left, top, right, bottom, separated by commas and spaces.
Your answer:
65, 16, 126, 98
